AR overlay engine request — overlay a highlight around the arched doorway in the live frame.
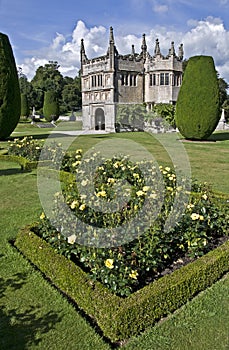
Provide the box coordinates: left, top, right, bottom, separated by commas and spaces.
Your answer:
95, 108, 105, 130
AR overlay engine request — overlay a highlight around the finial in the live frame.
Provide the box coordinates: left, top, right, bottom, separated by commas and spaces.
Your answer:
109, 26, 114, 44
132, 44, 135, 56
80, 38, 85, 53
141, 33, 147, 52
154, 38, 161, 56
178, 43, 184, 60
170, 41, 175, 56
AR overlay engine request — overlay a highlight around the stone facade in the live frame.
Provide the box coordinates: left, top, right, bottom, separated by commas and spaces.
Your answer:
81, 27, 184, 132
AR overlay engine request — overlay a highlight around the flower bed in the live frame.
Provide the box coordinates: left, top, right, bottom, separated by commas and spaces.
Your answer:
1, 136, 82, 171
36, 152, 229, 297
11, 139, 229, 341
15, 226, 229, 342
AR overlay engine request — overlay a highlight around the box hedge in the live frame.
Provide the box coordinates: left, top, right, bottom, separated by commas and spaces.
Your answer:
0, 154, 38, 171
15, 225, 229, 342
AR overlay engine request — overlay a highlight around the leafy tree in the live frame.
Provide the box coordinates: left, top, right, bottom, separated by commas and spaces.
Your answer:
175, 55, 220, 140
218, 75, 229, 108
61, 75, 82, 114
153, 103, 176, 128
222, 98, 229, 123
43, 90, 59, 122
31, 61, 64, 113
0, 33, 21, 139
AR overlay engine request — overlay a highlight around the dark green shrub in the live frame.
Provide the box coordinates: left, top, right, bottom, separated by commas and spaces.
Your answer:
43, 90, 59, 122
0, 33, 21, 139
20, 93, 30, 118
176, 56, 220, 140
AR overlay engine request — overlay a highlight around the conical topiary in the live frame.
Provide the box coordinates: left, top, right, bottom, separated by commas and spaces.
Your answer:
20, 93, 30, 118
175, 55, 220, 140
43, 90, 59, 122
0, 33, 21, 139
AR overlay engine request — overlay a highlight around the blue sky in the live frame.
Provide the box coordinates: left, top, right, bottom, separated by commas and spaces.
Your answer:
1, 0, 229, 82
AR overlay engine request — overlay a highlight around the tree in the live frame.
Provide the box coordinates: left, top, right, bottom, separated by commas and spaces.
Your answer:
18, 67, 34, 114
218, 75, 229, 108
183, 59, 228, 111
20, 93, 30, 118
0, 33, 21, 139
153, 103, 176, 128
43, 90, 59, 122
31, 61, 64, 113
61, 75, 82, 114
175, 55, 220, 140
222, 98, 229, 123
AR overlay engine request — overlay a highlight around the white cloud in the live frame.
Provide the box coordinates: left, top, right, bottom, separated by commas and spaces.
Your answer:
18, 18, 229, 84
153, 4, 169, 13
182, 17, 229, 79
220, 0, 229, 5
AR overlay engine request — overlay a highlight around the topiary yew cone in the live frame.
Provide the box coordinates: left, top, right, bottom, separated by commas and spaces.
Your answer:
0, 33, 21, 139
43, 90, 59, 122
175, 55, 220, 140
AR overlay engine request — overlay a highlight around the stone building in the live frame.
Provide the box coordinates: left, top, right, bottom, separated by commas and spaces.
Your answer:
80, 27, 184, 132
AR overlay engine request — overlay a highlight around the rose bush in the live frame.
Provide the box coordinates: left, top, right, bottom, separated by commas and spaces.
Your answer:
36, 150, 229, 296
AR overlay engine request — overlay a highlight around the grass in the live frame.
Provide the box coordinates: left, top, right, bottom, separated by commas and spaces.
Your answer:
0, 124, 229, 349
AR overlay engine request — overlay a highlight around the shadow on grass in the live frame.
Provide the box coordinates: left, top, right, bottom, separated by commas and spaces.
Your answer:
208, 132, 229, 141
7, 132, 75, 141
0, 168, 23, 176
0, 272, 63, 350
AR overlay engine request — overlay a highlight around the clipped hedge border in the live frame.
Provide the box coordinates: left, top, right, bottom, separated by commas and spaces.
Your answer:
0, 154, 40, 171
15, 225, 229, 342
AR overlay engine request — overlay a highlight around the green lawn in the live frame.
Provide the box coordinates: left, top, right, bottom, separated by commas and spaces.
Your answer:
0, 124, 229, 349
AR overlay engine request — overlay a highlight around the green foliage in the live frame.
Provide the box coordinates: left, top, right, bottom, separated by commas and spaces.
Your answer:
176, 56, 220, 140
7, 136, 82, 171
8, 136, 45, 161
145, 104, 176, 129
31, 61, 64, 97
223, 98, 229, 123
153, 103, 176, 128
61, 76, 82, 114
15, 225, 229, 342
0, 33, 21, 139
36, 151, 228, 297
116, 104, 146, 130
43, 90, 59, 122
21, 65, 82, 114
218, 75, 229, 108
20, 93, 30, 118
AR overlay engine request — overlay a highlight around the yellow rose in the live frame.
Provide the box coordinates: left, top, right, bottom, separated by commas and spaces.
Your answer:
136, 190, 145, 197
129, 270, 139, 280
40, 212, 46, 220
96, 190, 107, 197
79, 204, 86, 211
68, 234, 76, 244
105, 259, 114, 269
81, 179, 88, 186
70, 200, 79, 209
191, 213, 199, 220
